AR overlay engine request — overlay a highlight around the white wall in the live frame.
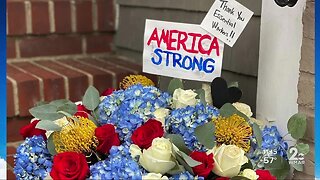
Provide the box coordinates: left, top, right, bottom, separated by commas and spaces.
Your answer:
256, 0, 306, 135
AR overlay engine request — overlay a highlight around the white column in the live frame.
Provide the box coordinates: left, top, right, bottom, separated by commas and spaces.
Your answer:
256, 0, 306, 134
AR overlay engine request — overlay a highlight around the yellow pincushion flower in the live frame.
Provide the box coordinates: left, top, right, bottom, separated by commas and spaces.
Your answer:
214, 114, 252, 152
119, 75, 155, 89
53, 116, 98, 153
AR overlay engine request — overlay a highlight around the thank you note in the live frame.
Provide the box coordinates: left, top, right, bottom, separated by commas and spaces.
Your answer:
201, 0, 253, 47
143, 19, 224, 82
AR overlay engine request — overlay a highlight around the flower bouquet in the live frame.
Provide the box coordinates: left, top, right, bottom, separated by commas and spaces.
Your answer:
14, 75, 309, 180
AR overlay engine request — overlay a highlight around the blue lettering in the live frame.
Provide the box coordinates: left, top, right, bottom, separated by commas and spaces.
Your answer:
182, 56, 192, 70
193, 56, 203, 71
151, 48, 162, 65
163, 50, 174, 66
203, 58, 215, 73
173, 53, 182, 67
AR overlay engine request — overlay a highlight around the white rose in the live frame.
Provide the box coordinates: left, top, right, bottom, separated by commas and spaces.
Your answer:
202, 83, 212, 105
232, 102, 253, 118
153, 108, 170, 125
209, 144, 248, 178
139, 138, 176, 174
172, 88, 198, 109
129, 144, 142, 159
241, 169, 259, 180
142, 173, 169, 180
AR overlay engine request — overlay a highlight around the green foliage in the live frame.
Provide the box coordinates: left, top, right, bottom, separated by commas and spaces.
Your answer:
83, 86, 100, 111
287, 113, 307, 140
296, 143, 310, 155
219, 103, 249, 121
167, 78, 184, 95
47, 134, 57, 156
195, 89, 206, 105
252, 123, 262, 147
194, 121, 216, 149
35, 120, 62, 131
166, 134, 191, 155
264, 155, 290, 179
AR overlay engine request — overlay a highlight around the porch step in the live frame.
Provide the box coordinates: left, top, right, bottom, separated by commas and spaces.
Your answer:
7, 56, 157, 117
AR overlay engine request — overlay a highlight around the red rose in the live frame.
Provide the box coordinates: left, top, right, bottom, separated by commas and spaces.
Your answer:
50, 152, 89, 180
101, 88, 115, 96
256, 170, 277, 180
216, 177, 230, 180
131, 119, 164, 149
74, 104, 90, 118
95, 124, 121, 154
190, 151, 214, 178
20, 120, 47, 140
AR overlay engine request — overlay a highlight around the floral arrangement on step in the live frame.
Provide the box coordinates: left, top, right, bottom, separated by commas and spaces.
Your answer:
14, 75, 310, 180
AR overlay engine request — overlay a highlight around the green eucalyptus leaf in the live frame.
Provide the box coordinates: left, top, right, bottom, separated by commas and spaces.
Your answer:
287, 113, 307, 140
167, 164, 185, 175
35, 101, 48, 107
167, 78, 184, 95
296, 143, 310, 155
219, 103, 250, 121
175, 152, 194, 175
176, 151, 201, 167
83, 86, 100, 111
47, 134, 57, 156
57, 102, 77, 115
264, 155, 290, 179
252, 123, 262, 147
194, 121, 216, 149
29, 104, 64, 121
195, 89, 206, 105
35, 120, 62, 131
287, 147, 304, 172
166, 134, 191, 154
49, 99, 71, 107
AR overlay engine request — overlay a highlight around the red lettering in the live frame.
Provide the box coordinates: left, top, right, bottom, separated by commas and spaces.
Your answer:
177, 31, 188, 51
147, 28, 160, 46
198, 34, 212, 55
160, 29, 169, 47
187, 33, 202, 53
167, 30, 178, 51
209, 37, 220, 56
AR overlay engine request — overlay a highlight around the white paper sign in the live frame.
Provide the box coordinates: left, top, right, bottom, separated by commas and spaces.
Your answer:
200, 0, 253, 47
143, 19, 224, 82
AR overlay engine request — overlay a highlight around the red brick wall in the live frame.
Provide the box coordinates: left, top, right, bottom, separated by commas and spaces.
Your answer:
7, 0, 115, 60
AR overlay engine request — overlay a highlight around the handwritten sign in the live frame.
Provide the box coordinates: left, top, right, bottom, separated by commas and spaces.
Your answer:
143, 19, 224, 82
200, 0, 253, 47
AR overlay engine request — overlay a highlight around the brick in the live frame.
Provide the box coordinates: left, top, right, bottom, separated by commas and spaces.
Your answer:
76, 0, 93, 33
35, 61, 88, 102
7, 64, 41, 117
7, 147, 16, 156
300, 37, 315, 74
293, 172, 314, 180
7, 39, 15, 59
31, 1, 50, 34
54, 1, 72, 33
86, 34, 113, 53
7, 80, 15, 117
7, 169, 15, 180
58, 59, 113, 93
298, 72, 315, 108
303, 1, 314, 39
12, 62, 65, 101
7, 117, 31, 142
97, 0, 115, 31
7, 1, 26, 35
7, 156, 14, 170
19, 36, 82, 57
78, 58, 132, 88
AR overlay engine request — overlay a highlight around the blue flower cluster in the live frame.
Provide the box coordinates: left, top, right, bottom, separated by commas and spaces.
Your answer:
165, 103, 219, 151
170, 171, 204, 180
261, 126, 288, 158
98, 84, 171, 143
14, 136, 53, 180
90, 145, 142, 179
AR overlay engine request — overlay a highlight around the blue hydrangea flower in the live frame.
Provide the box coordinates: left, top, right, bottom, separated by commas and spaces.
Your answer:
98, 84, 172, 143
90, 145, 142, 179
165, 103, 219, 151
14, 136, 53, 180
170, 171, 204, 180
261, 126, 288, 158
